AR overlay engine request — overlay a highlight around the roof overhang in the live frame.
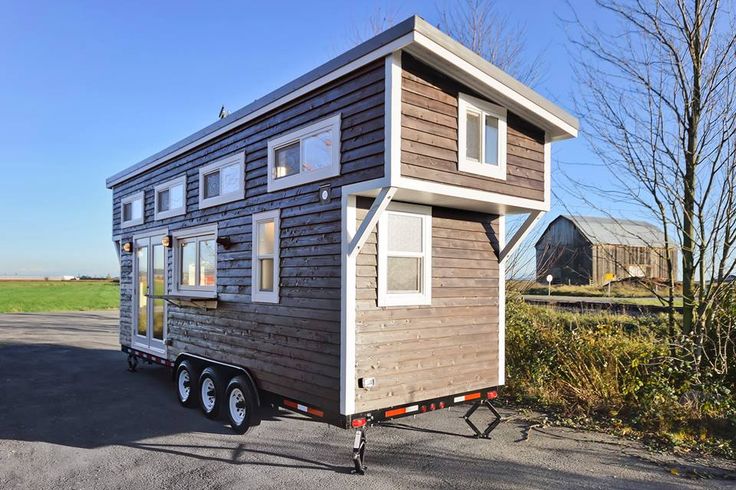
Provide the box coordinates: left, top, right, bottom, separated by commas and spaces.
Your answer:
107, 15, 579, 189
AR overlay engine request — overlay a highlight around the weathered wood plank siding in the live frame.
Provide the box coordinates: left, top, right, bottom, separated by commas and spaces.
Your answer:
400, 54, 546, 201
111, 61, 385, 410
354, 197, 500, 412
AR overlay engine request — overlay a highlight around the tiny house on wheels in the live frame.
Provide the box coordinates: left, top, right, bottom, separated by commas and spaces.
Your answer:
106, 16, 577, 473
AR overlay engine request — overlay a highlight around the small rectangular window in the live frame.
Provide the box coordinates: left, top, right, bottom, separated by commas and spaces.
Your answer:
154, 175, 186, 220
378, 203, 432, 307
121, 191, 144, 228
267, 114, 341, 192
252, 209, 280, 303
458, 93, 507, 179
173, 225, 217, 295
198, 152, 245, 209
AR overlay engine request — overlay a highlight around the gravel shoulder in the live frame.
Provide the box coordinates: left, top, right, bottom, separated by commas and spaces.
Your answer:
0, 311, 733, 489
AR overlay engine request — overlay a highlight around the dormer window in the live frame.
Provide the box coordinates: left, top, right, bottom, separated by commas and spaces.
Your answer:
458, 93, 507, 179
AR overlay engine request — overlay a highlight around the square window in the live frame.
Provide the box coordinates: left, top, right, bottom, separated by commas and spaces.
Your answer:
121, 192, 144, 227
267, 114, 341, 192
154, 175, 186, 220
198, 153, 245, 209
458, 93, 507, 179
174, 227, 217, 294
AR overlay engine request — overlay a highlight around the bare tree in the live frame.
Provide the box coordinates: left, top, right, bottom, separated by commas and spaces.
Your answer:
436, 0, 546, 87
567, 0, 736, 372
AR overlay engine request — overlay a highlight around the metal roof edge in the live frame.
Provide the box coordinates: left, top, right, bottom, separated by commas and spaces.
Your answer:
107, 15, 580, 189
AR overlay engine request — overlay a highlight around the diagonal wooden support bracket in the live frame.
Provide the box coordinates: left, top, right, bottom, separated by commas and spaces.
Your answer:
499, 210, 544, 264
348, 187, 396, 257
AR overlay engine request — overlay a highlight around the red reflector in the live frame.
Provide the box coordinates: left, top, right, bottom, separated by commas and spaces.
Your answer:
420, 405, 427, 413
283, 399, 298, 409
487, 391, 498, 400
429, 403, 436, 411
439, 401, 446, 409
351, 418, 367, 428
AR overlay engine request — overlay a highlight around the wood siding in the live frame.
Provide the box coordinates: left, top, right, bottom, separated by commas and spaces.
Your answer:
400, 54, 546, 201
112, 61, 385, 410
354, 197, 500, 412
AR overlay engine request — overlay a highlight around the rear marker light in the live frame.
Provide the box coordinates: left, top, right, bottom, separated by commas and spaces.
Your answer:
487, 391, 498, 400
429, 403, 436, 411
352, 418, 367, 428
439, 401, 446, 409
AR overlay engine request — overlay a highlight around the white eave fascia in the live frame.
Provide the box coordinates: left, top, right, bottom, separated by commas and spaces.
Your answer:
107, 16, 579, 189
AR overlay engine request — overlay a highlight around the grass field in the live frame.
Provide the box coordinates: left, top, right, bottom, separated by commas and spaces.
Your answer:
0, 281, 119, 313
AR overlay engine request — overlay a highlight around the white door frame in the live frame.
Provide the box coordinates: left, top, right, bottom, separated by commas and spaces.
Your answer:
132, 229, 168, 355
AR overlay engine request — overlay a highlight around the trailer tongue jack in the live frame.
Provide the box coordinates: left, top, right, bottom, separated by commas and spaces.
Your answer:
352, 429, 367, 475
463, 399, 502, 439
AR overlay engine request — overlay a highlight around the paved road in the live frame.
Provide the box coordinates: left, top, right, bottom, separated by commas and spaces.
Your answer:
0, 311, 733, 489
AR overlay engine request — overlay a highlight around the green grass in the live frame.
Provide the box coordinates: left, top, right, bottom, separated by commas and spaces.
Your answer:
0, 281, 119, 313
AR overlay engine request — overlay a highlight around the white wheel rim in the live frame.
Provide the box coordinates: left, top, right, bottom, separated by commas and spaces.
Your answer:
201, 377, 216, 412
178, 370, 190, 401
229, 388, 246, 425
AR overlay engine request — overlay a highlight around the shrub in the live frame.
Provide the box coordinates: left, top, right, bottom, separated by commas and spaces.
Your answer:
504, 294, 735, 457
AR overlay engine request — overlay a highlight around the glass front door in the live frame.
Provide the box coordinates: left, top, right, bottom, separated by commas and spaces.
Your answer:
134, 235, 167, 353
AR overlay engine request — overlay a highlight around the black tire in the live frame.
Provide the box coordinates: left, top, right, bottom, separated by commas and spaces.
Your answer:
225, 375, 259, 434
175, 360, 198, 407
198, 366, 224, 419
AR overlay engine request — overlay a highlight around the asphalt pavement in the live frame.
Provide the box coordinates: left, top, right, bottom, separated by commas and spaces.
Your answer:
0, 311, 733, 489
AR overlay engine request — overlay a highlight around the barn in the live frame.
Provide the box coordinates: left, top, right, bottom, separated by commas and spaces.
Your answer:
535, 215, 676, 285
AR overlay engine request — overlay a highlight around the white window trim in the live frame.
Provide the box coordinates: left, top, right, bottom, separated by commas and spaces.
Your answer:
251, 209, 280, 303
377, 202, 432, 307
267, 114, 341, 192
457, 92, 507, 180
172, 224, 218, 298
154, 174, 187, 220
198, 152, 245, 209
120, 191, 145, 228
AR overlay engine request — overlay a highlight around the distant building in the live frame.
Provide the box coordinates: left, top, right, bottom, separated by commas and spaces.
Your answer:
535, 215, 677, 285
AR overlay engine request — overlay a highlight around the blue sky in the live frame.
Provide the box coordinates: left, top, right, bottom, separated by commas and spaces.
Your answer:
0, 0, 614, 277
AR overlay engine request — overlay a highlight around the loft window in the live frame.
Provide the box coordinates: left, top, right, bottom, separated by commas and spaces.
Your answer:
377, 203, 432, 307
252, 209, 280, 303
173, 225, 217, 295
154, 175, 186, 220
121, 191, 144, 228
198, 152, 245, 209
266, 114, 341, 192
458, 93, 507, 179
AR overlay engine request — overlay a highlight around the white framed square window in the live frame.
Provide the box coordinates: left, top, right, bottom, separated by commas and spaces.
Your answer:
267, 114, 341, 192
251, 209, 280, 303
121, 191, 144, 228
154, 175, 187, 220
458, 93, 507, 179
172, 224, 217, 297
377, 202, 432, 307
198, 152, 245, 209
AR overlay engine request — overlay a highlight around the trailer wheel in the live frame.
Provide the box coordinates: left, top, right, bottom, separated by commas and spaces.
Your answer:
225, 375, 259, 434
199, 367, 224, 419
175, 360, 198, 407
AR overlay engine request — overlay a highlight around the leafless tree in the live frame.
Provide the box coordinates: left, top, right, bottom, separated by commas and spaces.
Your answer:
566, 0, 736, 373
436, 0, 546, 87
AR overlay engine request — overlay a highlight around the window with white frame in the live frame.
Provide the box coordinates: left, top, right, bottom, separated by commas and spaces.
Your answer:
251, 209, 280, 303
154, 175, 186, 220
377, 203, 432, 307
121, 191, 144, 228
173, 225, 217, 295
267, 114, 341, 192
198, 152, 245, 209
458, 93, 507, 179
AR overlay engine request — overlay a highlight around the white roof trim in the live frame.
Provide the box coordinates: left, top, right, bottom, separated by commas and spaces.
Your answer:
107, 16, 578, 188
